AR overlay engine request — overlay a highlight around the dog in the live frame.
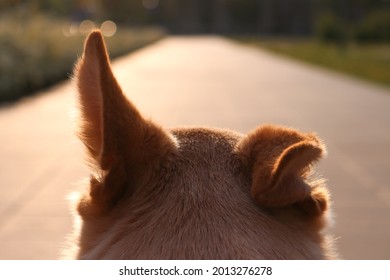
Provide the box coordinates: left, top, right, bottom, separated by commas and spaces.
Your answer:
65, 30, 337, 259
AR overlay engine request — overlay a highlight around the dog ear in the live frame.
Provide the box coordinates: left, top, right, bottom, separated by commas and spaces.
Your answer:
74, 31, 175, 215
236, 125, 329, 216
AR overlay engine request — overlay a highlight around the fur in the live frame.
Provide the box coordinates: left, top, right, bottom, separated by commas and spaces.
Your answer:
65, 30, 338, 259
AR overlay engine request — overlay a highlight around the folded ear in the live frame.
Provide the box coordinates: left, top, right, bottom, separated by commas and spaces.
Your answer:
236, 125, 329, 216
73, 31, 176, 215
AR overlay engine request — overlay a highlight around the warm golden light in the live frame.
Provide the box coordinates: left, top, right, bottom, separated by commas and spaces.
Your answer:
101, 20, 117, 37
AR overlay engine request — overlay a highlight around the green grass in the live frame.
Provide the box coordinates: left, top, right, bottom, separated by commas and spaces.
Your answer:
0, 13, 166, 103
237, 38, 390, 88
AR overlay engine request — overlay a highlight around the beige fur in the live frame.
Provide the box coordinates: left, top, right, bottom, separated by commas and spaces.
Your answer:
66, 30, 337, 259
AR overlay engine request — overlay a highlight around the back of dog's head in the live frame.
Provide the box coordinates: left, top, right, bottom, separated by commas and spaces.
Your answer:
69, 31, 337, 259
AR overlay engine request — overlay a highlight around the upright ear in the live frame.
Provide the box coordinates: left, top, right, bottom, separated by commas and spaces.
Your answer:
236, 125, 329, 217
74, 31, 175, 215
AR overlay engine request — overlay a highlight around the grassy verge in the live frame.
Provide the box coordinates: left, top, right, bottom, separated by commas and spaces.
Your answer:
0, 14, 166, 103
236, 38, 390, 88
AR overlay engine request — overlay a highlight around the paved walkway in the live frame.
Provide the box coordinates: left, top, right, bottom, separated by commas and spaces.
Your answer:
0, 36, 389, 259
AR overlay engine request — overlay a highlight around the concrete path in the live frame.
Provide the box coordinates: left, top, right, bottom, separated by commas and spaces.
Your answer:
0, 36, 389, 259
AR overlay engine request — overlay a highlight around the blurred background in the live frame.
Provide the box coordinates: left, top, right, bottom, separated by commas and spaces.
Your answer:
0, 0, 389, 259
1, 0, 389, 102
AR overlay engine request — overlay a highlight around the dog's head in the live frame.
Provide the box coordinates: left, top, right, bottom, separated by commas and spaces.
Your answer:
69, 31, 336, 259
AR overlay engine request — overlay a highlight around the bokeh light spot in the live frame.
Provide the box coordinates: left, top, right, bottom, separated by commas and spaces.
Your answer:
79, 20, 95, 35
101, 21, 117, 37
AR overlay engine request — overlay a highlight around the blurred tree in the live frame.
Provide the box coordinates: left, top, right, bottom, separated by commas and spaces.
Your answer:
315, 11, 347, 43
227, 0, 259, 33
354, 10, 390, 42
0, 0, 388, 38
0, 0, 22, 10
314, 0, 390, 42
258, 0, 274, 34
37, 0, 74, 15
100, 0, 149, 24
